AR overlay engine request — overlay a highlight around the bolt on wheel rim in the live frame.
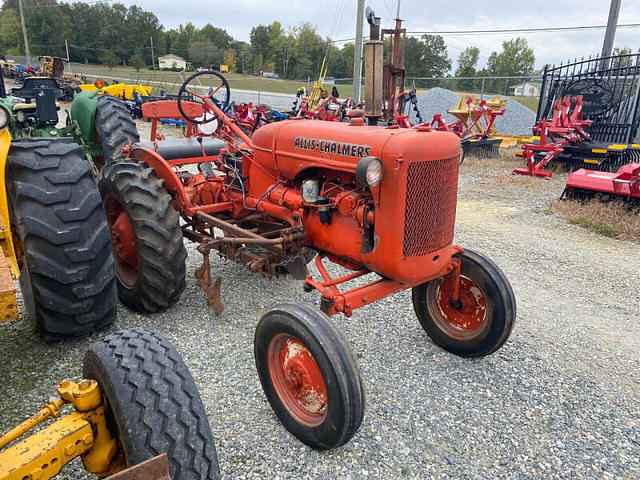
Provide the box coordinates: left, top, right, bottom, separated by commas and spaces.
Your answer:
267, 333, 328, 427
427, 274, 489, 340
104, 194, 137, 288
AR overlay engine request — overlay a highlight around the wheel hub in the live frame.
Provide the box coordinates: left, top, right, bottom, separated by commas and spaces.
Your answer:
267, 334, 328, 427
434, 275, 487, 337
105, 195, 138, 287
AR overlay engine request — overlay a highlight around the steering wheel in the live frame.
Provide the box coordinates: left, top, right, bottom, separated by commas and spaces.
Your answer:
177, 70, 231, 125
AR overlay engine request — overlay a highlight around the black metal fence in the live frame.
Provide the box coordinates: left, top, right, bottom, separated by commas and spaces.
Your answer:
536, 52, 640, 144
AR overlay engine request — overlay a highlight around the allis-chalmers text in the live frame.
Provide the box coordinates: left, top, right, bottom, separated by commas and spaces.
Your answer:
294, 137, 372, 158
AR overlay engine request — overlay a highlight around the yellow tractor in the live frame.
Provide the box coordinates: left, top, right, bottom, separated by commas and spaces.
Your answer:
0, 329, 221, 479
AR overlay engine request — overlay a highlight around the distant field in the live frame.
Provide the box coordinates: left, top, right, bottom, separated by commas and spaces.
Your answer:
67, 63, 306, 95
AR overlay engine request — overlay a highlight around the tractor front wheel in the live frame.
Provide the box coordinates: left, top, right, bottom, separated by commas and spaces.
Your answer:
98, 162, 186, 313
412, 249, 516, 357
83, 329, 221, 480
254, 303, 365, 450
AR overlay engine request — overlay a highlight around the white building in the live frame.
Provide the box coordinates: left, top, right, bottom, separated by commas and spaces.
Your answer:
158, 54, 188, 70
510, 81, 541, 97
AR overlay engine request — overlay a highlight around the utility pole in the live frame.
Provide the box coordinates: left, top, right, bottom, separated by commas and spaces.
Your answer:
600, 0, 622, 68
17, 0, 31, 66
352, 0, 365, 102
65, 39, 70, 62
150, 36, 156, 71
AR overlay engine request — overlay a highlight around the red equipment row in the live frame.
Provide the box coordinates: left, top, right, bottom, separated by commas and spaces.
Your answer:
513, 95, 592, 178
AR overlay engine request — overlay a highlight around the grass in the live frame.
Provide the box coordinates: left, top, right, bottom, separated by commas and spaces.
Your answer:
67, 62, 306, 95
550, 198, 640, 241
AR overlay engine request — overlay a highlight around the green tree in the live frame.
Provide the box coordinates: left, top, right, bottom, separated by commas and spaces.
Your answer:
404, 35, 451, 78
455, 46, 480, 91
99, 51, 118, 68
189, 41, 222, 68
129, 53, 145, 71
486, 37, 535, 95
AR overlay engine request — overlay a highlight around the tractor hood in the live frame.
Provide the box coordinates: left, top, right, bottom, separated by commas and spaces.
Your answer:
250, 119, 460, 180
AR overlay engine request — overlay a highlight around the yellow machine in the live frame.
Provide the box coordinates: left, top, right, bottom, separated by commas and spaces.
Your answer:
0, 129, 19, 322
39, 56, 66, 80
0, 330, 220, 480
306, 57, 329, 109
447, 94, 507, 136
78, 81, 153, 100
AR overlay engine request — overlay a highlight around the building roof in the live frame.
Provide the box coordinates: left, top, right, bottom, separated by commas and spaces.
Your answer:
158, 54, 185, 61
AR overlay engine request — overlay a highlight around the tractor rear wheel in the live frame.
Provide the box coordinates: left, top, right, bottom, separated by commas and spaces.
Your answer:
98, 161, 186, 313
95, 95, 139, 165
6, 138, 117, 340
412, 249, 516, 357
254, 303, 365, 450
83, 329, 221, 480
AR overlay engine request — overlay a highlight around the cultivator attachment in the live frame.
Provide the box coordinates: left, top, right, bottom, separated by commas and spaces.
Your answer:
562, 162, 640, 206
462, 136, 503, 159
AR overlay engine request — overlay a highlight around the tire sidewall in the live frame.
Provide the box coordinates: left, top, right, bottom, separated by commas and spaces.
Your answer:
255, 309, 352, 449
413, 250, 515, 357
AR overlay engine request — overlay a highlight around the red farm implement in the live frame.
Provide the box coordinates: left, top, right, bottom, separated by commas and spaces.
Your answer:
562, 162, 640, 204
98, 71, 516, 451
394, 86, 505, 159
513, 95, 592, 178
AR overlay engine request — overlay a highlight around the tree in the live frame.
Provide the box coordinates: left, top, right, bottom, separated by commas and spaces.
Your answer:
129, 53, 145, 71
404, 35, 451, 78
223, 49, 236, 72
455, 46, 480, 91
99, 51, 119, 68
189, 41, 221, 68
486, 37, 535, 95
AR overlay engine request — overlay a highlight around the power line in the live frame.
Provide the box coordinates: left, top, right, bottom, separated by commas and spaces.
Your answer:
407, 23, 640, 36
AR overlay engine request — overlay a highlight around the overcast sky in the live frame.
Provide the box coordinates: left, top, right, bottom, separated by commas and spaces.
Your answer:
70, 0, 640, 69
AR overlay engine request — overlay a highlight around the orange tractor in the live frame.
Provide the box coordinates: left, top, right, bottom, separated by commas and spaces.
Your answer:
99, 71, 516, 450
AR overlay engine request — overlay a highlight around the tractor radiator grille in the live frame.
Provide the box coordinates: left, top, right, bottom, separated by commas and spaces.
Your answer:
403, 156, 459, 258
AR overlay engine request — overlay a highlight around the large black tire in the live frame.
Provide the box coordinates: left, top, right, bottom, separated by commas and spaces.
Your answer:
254, 303, 365, 450
6, 138, 117, 340
98, 161, 186, 313
95, 95, 139, 164
412, 249, 516, 358
83, 329, 221, 480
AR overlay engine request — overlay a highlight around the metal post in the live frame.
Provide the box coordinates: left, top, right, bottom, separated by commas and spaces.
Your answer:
352, 0, 365, 102
17, 0, 31, 66
480, 78, 485, 99
150, 36, 156, 71
600, 0, 622, 69
65, 39, 70, 62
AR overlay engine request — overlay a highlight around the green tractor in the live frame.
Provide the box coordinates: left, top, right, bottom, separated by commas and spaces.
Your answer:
0, 71, 139, 339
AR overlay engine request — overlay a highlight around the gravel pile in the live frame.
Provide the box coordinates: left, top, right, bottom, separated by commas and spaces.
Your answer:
1, 129, 638, 479
410, 87, 537, 136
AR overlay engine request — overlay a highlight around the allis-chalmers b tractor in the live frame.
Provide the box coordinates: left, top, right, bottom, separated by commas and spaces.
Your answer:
98, 71, 517, 450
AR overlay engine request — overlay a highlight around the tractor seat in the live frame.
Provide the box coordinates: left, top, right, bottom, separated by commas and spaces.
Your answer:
135, 137, 226, 161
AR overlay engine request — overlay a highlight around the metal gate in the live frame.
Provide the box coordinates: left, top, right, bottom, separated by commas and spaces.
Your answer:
536, 52, 640, 144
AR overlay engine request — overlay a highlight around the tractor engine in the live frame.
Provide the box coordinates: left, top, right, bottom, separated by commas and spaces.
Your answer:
250, 120, 461, 284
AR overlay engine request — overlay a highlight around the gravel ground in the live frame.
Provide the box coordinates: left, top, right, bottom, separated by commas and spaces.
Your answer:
410, 87, 537, 136
1, 136, 638, 479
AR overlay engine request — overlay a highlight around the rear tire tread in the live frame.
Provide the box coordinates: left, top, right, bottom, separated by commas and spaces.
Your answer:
7, 137, 117, 339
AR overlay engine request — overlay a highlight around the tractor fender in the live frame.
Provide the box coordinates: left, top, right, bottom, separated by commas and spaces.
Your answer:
0, 128, 19, 277
71, 90, 100, 143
